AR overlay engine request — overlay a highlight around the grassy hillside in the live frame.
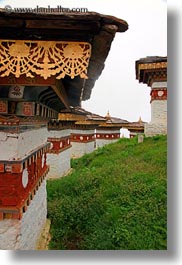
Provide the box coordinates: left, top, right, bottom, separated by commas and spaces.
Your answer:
47, 135, 167, 250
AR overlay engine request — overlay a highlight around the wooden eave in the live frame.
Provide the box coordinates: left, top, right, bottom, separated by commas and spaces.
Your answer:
98, 123, 125, 129
135, 56, 167, 85
0, 10, 128, 109
75, 120, 102, 126
58, 113, 86, 121
122, 123, 145, 132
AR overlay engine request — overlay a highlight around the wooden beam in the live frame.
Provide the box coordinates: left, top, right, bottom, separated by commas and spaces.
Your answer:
51, 80, 70, 111
0, 73, 70, 111
0, 74, 56, 86
25, 19, 100, 31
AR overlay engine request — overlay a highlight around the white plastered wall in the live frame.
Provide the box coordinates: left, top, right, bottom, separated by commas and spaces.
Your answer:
145, 81, 167, 137
46, 129, 71, 178
0, 127, 48, 160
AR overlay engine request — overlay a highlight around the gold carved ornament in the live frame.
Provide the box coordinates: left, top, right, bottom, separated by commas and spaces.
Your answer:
0, 40, 91, 80
138, 62, 167, 71
137, 62, 167, 79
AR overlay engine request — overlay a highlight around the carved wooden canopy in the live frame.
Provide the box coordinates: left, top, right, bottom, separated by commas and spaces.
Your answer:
0, 10, 128, 110
135, 56, 167, 86
0, 40, 91, 80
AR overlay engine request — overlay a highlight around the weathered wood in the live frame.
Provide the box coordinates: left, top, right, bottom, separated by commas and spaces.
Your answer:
25, 19, 100, 31
51, 81, 70, 110
0, 18, 24, 27
0, 11, 128, 32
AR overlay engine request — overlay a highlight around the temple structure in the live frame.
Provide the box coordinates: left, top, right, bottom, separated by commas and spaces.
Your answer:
58, 108, 130, 158
124, 117, 146, 138
59, 107, 106, 158
46, 123, 72, 179
136, 56, 167, 136
95, 111, 129, 148
0, 10, 128, 249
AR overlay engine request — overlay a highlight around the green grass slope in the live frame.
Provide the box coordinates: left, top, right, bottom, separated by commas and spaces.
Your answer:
47, 135, 167, 250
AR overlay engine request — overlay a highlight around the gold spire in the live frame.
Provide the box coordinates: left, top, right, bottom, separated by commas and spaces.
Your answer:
138, 116, 142, 123
105, 110, 111, 121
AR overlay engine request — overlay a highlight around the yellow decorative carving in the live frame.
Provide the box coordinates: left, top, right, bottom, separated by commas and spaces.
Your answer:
137, 62, 167, 80
0, 40, 91, 80
138, 62, 167, 71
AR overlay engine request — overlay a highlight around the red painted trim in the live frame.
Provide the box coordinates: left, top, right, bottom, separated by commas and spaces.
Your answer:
0, 146, 50, 220
0, 143, 50, 171
47, 136, 71, 154
70, 133, 95, 143
96, 133, 120, 140
150, 89, 167, 103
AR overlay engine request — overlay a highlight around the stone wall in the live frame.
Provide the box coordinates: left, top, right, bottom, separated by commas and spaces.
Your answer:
71, 141, 95, 158
0, 180, 47, 250
71, 129, 95, 158
47, 148, 71, 178
47, 129, 71, 139
0, 127, 48, 160
96, 138, 119, 148
151, 100, 167, 124
46, 129, 71, 178
96, 129, 120, 148
152, 81, 167, 89
144, 81, 167, 137
71, 129, 94, 135
145, 98, 167, 137
145, 123, 167, 137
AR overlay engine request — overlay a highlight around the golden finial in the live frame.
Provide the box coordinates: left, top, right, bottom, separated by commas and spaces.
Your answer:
105, 110, 111, 120
138, 116, 142, 123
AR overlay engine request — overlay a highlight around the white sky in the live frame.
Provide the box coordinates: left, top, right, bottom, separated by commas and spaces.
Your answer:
0, 0, 167, 122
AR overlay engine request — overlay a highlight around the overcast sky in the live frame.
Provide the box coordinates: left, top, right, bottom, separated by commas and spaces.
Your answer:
0, 0, 167, 122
